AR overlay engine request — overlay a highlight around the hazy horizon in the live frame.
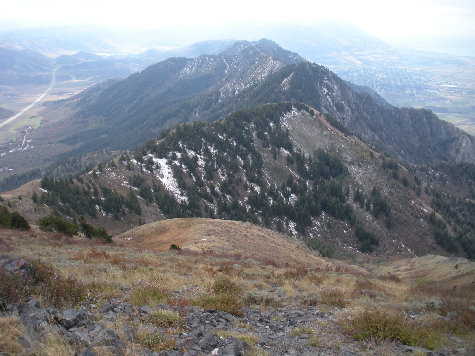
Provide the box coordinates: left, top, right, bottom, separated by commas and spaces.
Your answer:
1, 0, 475, 57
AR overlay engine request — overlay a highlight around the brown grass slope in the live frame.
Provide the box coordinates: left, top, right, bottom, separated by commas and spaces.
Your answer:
118, 218, 330, 269
374, 254, 475, 290
1, 226, 473, 355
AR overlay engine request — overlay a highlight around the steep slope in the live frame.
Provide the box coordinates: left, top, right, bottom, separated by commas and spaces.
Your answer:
58, 39, 303, 150
0, 106, 14, 120
225, 62, 475, 164
0, 47, 53, 85
7, 103, 473, 259
36, 41, 474, 166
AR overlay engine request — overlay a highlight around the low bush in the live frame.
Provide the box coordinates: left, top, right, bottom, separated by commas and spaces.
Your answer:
129, 284, 170, 306
169, 243, 180, 251
290, 327, 314, 337
0, 206, 30, 230
149, 309, 182, 328
39, 215, 78, 236
0, 258, 86, 308
194, 278, 244, 316
136, 332, 175, 352
320, 288, 346, 308
342, 309, 440, 350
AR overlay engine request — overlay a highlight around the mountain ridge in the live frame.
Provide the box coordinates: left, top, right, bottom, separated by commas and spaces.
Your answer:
5, 102, 473, 259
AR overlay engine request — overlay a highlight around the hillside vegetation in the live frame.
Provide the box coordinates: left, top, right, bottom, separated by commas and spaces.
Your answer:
0, 224, 473, 355
2, 40, 473, 190
2, 103, 473, 259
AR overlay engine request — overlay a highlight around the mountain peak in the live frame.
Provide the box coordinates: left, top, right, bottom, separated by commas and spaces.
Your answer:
220, 38, 304, 65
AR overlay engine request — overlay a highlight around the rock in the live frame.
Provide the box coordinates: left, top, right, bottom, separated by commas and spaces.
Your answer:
0, 256, 32, 278
89, 323, 125, 355
78, 349, 96, 356
100, 301, 116, 314
17, 298, 40, 315
104, 310, 118, 321
176, 336, 198, 350
138, 305, 153, 314
403, 345, 433, 355
0, 298, 6, 312
116, 302, 134, 315
189, 325, 205, 338
220, 340, 251, 356
19, 305, 50, 334
157, 351, 183, 356
54, 308, 88, 330
198, 333, 220, 352
69, 325, 93, 346
448, 335, 464, 344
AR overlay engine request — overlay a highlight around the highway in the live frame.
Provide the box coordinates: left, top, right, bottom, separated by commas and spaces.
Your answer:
0, 66, 58, 130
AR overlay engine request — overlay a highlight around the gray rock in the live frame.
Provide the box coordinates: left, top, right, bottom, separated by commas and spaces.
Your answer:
5, 304, 17, 315
104, 310, 118, 321
0, 298, 6, 312
78, 349, 96, 356
138, 305, 153, 314
157, 351, 183, 356
116, 302, 134, 315
189, 325, 205, 338
89, 323, 125, 355
69, 325, 93, 345
0, 256, 32, 277
20, 307, 50, 334
100, 301, 115, 314
54, 308, 88, 330
220, 340, 251, 356
198, 333, 220, 352
176, 336, 198, 350
448, 335, 464, 344
17, 298, 41, 315
403, 345, 433, 355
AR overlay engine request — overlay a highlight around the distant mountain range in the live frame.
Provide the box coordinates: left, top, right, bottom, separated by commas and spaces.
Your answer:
2, 23, 473, 135
33, 40, 474, 165
0, 38, 473, 260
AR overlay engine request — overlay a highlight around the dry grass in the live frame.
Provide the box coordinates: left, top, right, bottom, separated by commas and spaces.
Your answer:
1, 225, 473, 354
0, 317, 24, 355
213, 330, 259, 346
340, 308, 442, 350
117, 218, 333, 268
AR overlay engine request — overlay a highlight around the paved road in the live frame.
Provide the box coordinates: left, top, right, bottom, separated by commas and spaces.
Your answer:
0, 66, 58, 130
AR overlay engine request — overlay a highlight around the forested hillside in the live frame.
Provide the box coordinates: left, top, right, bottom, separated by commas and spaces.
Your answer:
17, 39, 472, 183
6, 103, 473, 259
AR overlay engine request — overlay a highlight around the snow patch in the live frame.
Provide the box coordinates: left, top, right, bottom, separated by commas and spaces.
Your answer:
149, 155, 188, 203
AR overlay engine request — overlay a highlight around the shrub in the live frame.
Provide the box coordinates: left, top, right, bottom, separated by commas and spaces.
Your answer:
78, 216, 112, 242
290, 327, 314, 337
129, 285, 169, 306
149, 309, 182, 328
355, 225, 379, 252
136, 332, 175, 352
342, 310, 440, 350
0, 258, 86, 308
0, 206, 30, 230
308, 336, 320, 347
39, 215, 78, 236
320, 288, 346, 308
169, 243, 180, 251
195, 278, 244, 316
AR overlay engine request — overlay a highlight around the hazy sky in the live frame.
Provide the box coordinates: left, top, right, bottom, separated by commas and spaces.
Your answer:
1, 0, 474, 50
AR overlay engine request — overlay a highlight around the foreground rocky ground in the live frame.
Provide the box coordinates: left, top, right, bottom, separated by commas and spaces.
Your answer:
0, 229, 474, 355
